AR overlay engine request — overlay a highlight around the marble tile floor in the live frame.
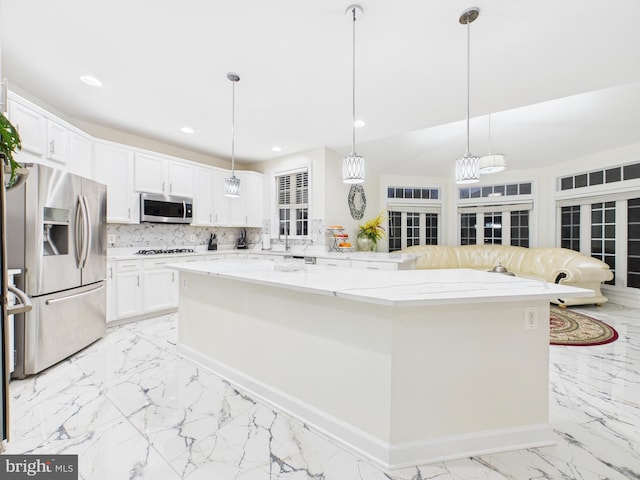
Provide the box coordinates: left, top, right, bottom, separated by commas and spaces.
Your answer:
5, 303, 640, 479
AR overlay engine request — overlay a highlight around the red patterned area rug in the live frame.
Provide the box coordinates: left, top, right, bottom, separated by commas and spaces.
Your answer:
550, 306, 619, 346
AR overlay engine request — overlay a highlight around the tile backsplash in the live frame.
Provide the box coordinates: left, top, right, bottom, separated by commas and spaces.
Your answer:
107, 218, 327, 250
107, 224, 261, 249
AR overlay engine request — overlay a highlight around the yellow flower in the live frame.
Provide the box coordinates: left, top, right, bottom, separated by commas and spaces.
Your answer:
358, 210, 386, 243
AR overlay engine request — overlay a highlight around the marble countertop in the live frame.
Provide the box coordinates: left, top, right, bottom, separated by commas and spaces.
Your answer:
107, 246, 418, 264
167, 258, 592, 307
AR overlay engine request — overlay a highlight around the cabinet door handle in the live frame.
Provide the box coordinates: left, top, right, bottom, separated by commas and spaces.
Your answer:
128, 208, 131, 219
137, 275, 140, 287
209, 213, 212, 223
170, 182, 173, 193
49, 140, 55, 156
108, 267, 113, 279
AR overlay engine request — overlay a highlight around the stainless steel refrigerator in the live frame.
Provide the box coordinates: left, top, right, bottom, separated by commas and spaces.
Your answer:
6, 164, 106, 378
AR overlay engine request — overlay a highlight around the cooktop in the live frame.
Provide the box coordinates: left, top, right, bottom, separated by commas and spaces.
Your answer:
135, 248, 195, 255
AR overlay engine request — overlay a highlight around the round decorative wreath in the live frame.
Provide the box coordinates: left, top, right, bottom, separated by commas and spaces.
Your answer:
348, 184, 366, 220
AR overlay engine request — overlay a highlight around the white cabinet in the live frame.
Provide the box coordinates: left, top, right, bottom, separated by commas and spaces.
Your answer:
212, 170, 264, 227
142, 258, 178, 313
115, 260, 144, 319
68, 132, 93, 179
350, 260, 397, 271
46, 120, 69, 166
243, 171, 264, 228
316, 258, 351, 268
193, 166, 215, 225
8, 98, 45, 158
106, 260, 116, 323
212, 169, 232, 225
134, 153, 194, 197
94, 142, 137, 223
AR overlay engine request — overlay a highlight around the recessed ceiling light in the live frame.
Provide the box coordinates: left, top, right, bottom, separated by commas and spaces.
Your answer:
272, 146, 282, 152
354, 120, 365, 128
79, 75, 102, 87
180, 126, 195, 134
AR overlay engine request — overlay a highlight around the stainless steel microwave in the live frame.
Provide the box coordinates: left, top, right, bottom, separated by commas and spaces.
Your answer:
140, 193, 193, 224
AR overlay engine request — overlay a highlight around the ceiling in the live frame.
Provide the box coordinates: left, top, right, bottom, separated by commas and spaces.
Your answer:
2, 0, 640, 177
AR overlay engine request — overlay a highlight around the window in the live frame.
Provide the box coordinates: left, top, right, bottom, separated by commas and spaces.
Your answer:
458, 203, 532, 246
276, 170, 308, 236
388, 211, 402, 252
629, 198, 640, 288
460, 213, 476, 245
591, 202, 616, 285
424, 213, 438, 245
557, 161, 640, 191
483, 212, 502, 245
406, 212, 420, 247
387, 210, 440, 252
510, 210, 529, 247
560, 205, 581, 252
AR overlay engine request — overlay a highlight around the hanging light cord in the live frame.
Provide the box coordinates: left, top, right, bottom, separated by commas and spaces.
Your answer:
465, 15, 471, 156
351, 6, 357, 155
231, 80, 236, 175
487, 114, 493, 154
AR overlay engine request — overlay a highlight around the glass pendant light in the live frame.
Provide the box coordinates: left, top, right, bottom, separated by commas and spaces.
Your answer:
342, 4, 365, 184
455, 7, 480, 185
224, 72, 241, 197
479, 114, 507, 174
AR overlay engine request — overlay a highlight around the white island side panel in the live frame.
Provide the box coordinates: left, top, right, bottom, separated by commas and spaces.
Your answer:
175, 263, 561, 468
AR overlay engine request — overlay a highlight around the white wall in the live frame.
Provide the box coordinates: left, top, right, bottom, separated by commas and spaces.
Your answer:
325, 149, 381, 247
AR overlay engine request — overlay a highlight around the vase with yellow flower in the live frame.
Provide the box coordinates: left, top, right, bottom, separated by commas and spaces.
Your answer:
357, 211, 386, 252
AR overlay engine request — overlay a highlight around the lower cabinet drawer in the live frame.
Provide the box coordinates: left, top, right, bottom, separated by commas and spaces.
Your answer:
350, 260, 397, 271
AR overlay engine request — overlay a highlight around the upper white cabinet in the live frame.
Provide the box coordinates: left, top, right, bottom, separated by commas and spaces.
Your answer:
241, 171, 264, 228
46, 119, 69, 166
193, 166, 215, 225
8, 98, 45, 158
134, 153, 194, 197
68, 132, 94, 179
94, 142, 137, 223
212, 169, 232, 225
212, 170, 264, 227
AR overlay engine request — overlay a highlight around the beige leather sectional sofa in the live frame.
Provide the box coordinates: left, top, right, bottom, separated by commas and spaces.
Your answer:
399, 245, 614, 307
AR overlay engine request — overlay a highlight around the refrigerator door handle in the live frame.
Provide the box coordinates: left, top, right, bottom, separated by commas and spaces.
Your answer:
6, 285, 33, 315
81, 195, 91, 268
74, 196, 84, 267
44, 283, 104, 306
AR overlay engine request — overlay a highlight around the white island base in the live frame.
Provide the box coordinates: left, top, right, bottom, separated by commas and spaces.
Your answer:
173, 260, 591, 469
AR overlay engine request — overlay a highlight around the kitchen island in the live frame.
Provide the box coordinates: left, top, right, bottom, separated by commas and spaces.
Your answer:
169, 259, 592, 469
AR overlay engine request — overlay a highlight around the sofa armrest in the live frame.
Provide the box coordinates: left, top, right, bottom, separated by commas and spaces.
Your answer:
553, 267, 613, 284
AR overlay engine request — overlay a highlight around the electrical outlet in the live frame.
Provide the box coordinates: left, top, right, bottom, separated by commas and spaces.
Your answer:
189, 234, 197, 243
523, 307, 538, 330
108, 234, 116, 244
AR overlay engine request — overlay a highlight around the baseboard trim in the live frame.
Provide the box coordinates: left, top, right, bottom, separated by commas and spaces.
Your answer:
177, 343, 556, 469
602, 286, 640, 308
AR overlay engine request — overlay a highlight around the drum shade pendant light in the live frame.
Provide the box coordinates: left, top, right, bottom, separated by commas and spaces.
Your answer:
342, 4, 365, 184
479, 114, 507, 173
224, 72, 241, 197
455, 7, 480, 185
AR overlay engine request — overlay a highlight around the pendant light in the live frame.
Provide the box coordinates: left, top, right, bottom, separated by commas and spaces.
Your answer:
224, 72, 241, 197
479, 114, 507, 173
342, 4, 365, 184
455, 7, 480, 185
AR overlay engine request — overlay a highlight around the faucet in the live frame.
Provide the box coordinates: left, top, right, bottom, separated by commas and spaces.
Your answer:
285, 226, 290, 251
